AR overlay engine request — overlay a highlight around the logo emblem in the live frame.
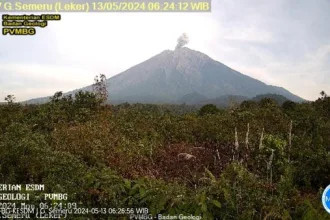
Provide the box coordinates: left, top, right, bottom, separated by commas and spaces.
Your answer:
322, 184, 330, 214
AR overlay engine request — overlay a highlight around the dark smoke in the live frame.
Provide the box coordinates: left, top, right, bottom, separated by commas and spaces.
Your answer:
175, 33, 189, 50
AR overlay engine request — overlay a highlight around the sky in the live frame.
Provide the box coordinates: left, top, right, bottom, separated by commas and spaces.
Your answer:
0, 0, 330, 101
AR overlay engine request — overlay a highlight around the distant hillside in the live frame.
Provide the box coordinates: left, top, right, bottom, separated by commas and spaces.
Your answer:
252, 94, 289, 105
197, 95, 249, 107
178, 92, 208, 105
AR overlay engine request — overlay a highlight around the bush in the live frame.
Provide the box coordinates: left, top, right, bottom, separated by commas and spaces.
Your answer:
199, 104, 219, 116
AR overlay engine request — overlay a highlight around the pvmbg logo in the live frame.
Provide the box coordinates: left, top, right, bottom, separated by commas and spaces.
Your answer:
322, 184, 330, 214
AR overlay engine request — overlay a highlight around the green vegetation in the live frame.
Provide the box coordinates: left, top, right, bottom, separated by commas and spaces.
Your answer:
0, 90, 329, 219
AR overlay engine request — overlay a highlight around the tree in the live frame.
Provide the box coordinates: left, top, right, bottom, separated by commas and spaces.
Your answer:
199, 104, 219, 116
282, 100, 296, 112
4, 94, 15, 104
92, 74, 108, 104
74, 90, 100, 109
320, 90, 327, 99
258, 98, 278, 108
240, 100, 257, 109
50, 91, 63, 103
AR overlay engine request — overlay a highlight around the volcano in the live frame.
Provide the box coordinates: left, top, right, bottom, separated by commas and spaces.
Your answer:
27, 47, 304, 104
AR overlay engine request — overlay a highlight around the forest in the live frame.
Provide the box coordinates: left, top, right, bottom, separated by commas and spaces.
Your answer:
0, 85, 329, 219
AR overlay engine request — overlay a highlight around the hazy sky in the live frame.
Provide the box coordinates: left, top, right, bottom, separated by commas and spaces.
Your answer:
1, 0, 329, 101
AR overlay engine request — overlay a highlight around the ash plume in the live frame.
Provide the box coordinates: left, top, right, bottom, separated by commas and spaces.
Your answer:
175, 33, 189, 50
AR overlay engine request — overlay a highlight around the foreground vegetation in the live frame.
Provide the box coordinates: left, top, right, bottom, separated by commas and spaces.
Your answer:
0, 90, 329, 219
